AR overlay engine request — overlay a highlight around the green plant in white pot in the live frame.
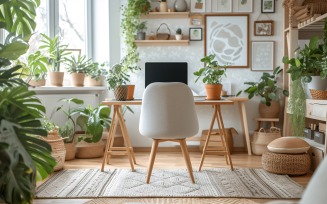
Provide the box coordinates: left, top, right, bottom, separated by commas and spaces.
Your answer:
194, 54, 227, 100
65, 55, 93, 86
39, 33, 69, 86
175, 28, 183, 40
136, 21, 147, 40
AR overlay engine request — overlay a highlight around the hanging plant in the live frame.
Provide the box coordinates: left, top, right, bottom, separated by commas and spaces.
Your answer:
121, 0, 150, 69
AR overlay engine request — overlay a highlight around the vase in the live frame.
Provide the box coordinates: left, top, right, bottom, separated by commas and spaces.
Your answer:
302, 76, 327, 99
160, 2, 168, 12
174, 0, 187, 12
259, 101, 280, 118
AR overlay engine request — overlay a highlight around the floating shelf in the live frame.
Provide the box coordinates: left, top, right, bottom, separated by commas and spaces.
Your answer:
141, 12, 189, 19
298, 13, 327, 31
135, 36, 189, 46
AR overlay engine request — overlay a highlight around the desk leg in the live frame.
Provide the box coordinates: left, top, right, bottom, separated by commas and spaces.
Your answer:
107, 113, 118, 164
238, 102, 252, 155
198, 106, 217, 171
101, 105, 115, 172
217, 105, 233, 170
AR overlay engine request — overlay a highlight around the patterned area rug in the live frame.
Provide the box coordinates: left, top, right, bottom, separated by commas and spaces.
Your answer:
36, 168, 303, 199
86, 198, 260, 204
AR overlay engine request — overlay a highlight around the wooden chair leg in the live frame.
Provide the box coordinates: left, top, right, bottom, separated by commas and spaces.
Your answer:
180, 139, 195, 184
146, 139, 159, 184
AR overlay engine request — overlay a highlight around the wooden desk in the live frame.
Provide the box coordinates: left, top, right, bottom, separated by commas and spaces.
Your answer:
100, 98, 251, 172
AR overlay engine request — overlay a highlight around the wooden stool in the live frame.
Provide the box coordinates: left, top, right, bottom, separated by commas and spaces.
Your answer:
255, 118, 279, 131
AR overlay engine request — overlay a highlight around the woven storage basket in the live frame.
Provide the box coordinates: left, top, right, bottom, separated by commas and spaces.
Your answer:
262, 151, 311, 175
251, 127, 281, 155
309, 89, 327, 99
43, 131, 66, 171
156, 23, 171, 40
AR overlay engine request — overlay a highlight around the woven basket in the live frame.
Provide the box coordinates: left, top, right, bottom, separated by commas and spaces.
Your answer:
309, 89, 327, 99
114, 85, 128, 101
43, 131, 66, 171
156, 23, 171, 40
262, 151, 311, 175
252, 127, 281, 145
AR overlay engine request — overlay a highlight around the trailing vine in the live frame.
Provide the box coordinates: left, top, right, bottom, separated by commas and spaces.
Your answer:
121, 0, 150, 70
289, 79, 306, 136
321, 18, 327, 78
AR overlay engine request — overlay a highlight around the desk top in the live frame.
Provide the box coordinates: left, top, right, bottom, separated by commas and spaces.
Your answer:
102, 98, 236, 106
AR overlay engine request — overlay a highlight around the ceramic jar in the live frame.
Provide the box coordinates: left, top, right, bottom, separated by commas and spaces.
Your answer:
174, 0, 187, 12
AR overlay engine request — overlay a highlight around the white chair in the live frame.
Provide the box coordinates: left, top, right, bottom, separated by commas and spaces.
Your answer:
139, 82, 199, 184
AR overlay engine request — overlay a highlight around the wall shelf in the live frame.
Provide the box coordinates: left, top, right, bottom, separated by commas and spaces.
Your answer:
141, 12, 189, 19
135, 37, 189, 46
29, 86, 107, 94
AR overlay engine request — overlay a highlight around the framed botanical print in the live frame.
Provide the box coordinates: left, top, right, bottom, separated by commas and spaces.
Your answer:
191, 0, 206, 13
254, 20, 274, 36
261, 0, 275, 13
205, 14, 249, 68
233, 0, 253, 13
251, 41, 274, 71
189, 28, 202, 41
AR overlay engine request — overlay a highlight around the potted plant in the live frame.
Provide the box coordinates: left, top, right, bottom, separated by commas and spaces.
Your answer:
237, 66, 289, 118
85, 61, 109, 86
74, 105, 111, 158
107, 63, 130, 101
194, 54, 227, 100
65, 54, 92, 86
175, 28, 183, 40
39, 33, 69, 86
136, 21, 147, 40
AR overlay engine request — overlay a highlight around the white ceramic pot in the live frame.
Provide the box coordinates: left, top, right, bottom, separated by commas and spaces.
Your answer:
175, 34, 183, 40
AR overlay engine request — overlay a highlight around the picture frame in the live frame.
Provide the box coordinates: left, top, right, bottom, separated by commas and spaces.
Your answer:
205, 14, 249, 68
189, 28, 202, 41
191, 0, 206, 13
251, 41, 274, 71
261, 0, 275, 13
210, 0, 232, 13
254, 20, 274, 36
233, 0, 253, 13
190, 14, 203, 26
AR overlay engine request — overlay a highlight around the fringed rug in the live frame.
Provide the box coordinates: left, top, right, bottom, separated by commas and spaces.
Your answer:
36, 168, 303, 199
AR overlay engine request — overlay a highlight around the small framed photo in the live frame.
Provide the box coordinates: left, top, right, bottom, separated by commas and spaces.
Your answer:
189, 28, 202, 41
190, 14, 203, 26
191, 0, 206, 13
261, 0, 275, 13
233, 0, 253, 13
254, 20, 274, 36
251, 41, 274, 71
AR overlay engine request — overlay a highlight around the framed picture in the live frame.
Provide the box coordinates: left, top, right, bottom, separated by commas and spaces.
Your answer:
261, 0, 275, 13
189, 28, 202, 41
191, 0, 206, 13
233, 0, 253, 13
210, 0, 232, 12
190, 14, 203, 26
205, 14, 249, 68
251, 41, 274, 71
254, 20, 274, 36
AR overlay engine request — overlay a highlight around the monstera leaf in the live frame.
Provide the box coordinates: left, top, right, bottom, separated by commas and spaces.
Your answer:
0, 0, 40, 40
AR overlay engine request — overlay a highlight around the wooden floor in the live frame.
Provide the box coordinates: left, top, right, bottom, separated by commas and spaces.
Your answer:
34, 151, 312, 204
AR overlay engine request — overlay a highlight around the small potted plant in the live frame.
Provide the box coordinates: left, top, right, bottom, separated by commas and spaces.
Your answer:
237, 66, 289, 118
136, 21, 147, 40
175, 28, 183, 40
107, 63, 130, 101
85, 61, 109, 86
194, 54, 227, 100
65, 54, 92, 86
40, 33, 70, 86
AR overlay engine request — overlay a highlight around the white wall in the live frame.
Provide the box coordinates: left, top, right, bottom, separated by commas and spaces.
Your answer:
99, 0, 285, 147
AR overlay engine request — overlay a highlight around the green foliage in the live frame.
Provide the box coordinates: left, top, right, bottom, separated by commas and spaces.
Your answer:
176, 28, 182, 35
76, 105, 111, 143
39, 33, 69, 72
106, 63, 130, 90
289, 79, 306, 136
121, 0, 150, 68
65, 55, 93, 74
136, 21, 147, 32
194, 54, 226, 84
320, 19, 327, 79
283, 36, 323, 82
86, 61, 109, 80
237, 67, 289, 106
41, 116, 57, 132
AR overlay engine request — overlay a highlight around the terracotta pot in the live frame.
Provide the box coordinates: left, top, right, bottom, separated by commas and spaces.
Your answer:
48, 72, 64, 86
64, 143, 76, 161
114, 85, 128, 101
126, 85, 135, 100
205, 84, 223, 100
259, 101, 280, 118
75, 133, 105, 159
70, 73, 85, 87
84, 75, 104, 86
28, 79, 45, 87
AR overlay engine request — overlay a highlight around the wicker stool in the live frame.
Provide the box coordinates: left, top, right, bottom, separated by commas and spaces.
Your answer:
262, 151, 311, 176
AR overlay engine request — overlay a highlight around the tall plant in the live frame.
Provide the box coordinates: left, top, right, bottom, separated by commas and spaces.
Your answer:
320, 19, 327, 78
0, 1, 56, 203
121, 0, 150, 69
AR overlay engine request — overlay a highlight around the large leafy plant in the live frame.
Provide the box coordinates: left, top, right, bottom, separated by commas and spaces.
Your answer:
237, 66, 289, 106
106, 63, 130, 90
194, 54, 226, 84
86, 61, 109, 80
16, 51, 48, 81
0, 1, 56, 203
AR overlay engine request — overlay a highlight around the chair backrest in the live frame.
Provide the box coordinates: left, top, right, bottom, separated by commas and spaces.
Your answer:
139, 82, 199, 139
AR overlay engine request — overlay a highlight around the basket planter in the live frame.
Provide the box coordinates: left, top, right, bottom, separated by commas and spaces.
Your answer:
114, 85, 128, 101
251, 127, 281, 155
259, 101, 280, 118
64, 143, 76, 161
43, 131, 66, 171
70, 73, 85, 87
75, 132, 105, 159
48, 71, 64, 86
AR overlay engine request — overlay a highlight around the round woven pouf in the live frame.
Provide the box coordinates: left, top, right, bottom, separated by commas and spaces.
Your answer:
262, 151, 311, 176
